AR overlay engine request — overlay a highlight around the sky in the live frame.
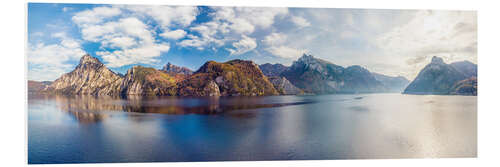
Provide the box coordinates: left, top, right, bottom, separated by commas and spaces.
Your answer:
27, 3, 477, 81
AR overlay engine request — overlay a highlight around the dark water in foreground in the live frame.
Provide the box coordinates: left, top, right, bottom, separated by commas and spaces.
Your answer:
27, 94, 477, 164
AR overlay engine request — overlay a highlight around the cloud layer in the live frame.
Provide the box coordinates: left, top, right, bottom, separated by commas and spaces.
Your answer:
27, 5, 477, 81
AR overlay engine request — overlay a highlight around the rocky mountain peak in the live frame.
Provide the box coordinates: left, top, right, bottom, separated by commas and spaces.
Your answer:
297, 54, 316, 63
431, 56, 445, 64
46, 54, 123, 95
79, 54, 102, 65
292, 54, 330, 76
161, 62, 193, 75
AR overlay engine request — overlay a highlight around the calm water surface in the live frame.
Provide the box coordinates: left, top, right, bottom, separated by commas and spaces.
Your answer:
27, 94, 477, 164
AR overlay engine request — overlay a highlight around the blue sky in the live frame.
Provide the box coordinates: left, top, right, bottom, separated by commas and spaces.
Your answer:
27, 3, 477, 81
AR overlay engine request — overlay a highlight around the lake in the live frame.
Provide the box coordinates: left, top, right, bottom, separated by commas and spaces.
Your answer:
27, 93, 477, 164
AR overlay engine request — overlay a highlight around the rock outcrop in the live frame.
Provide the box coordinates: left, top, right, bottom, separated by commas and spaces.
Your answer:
120, 66, 178, 96
267, 76, 303, 95
259, 63, 289, 77
161, 62, 193, 75
449, 77, 477, 96
403, 56, 477, 95
178, 60, 279, 96
45, 54, 123, 95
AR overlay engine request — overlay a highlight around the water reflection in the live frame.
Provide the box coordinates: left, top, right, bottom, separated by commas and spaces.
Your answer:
30, 94, 318, 123
28, 94, 476, 163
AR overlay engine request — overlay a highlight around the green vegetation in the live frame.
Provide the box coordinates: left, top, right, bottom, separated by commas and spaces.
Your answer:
178, 60, 278, 96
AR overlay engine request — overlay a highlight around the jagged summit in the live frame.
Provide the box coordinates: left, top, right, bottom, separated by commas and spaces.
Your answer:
161, 62, 193, 75
431, 56, 445, 64
46, 54, 123, 95
79, 54, 102, 65
298, 53, 314, 61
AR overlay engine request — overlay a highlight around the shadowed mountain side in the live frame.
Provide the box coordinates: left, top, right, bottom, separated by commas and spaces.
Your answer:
372, 73, 410, 92
281, 54, 388, 94
404, 56, 477, 95
259, 63, 289, 77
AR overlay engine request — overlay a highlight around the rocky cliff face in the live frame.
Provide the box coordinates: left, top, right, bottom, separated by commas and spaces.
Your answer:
259, 63, 288, 77
45, 54, 123, 95
161, 62, 193, 75
281, 54, 386, 94
267, 76, 303, 95
120, 66, 178, 96
178, 60, 279, 96
449, 77, 477, 96
404, 56, 477, 95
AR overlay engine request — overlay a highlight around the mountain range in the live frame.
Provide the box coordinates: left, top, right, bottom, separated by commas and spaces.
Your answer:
276, 54, 409, 94
28, 53, 476, 96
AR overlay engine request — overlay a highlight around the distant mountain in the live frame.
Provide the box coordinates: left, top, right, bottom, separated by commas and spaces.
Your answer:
281, 54, 387, 94
28, 80, 52, 93
372, 73, 410, 92
259, 63, 288, 77
177, 60, 279, 96
120, 66, 180, 96
403, 56, 477, 95
45, 54, 123, 95
161, 62, 193, 75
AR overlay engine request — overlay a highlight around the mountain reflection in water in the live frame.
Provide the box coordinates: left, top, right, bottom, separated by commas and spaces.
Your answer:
31, 94, 318, 123
28, 94, 476, 163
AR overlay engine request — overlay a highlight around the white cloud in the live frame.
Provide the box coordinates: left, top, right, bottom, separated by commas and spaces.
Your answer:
376, 10, 477, 78
78, 16, 169, 67
229, 18, 255, 34
339, 30, 358, 39
290, 16, 311, 28
62, 7, 73, 12
261, 32, 308, 59
214, 7, 288, 34
72, 6, 121, 26
80, 17, 153, 46
160, 29, 187, 40
71, 6, 202, 67
107, 36, 136, 49
266, 45, 307, 59
96, 42, 170, 68
179, 6, 288, 51
73, 6, 172, 67
124, 5, 198, 28
227, 35, 257, 55
28, 33, 85, 81
262, 32, 287, 46
178, 22, 226, 50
